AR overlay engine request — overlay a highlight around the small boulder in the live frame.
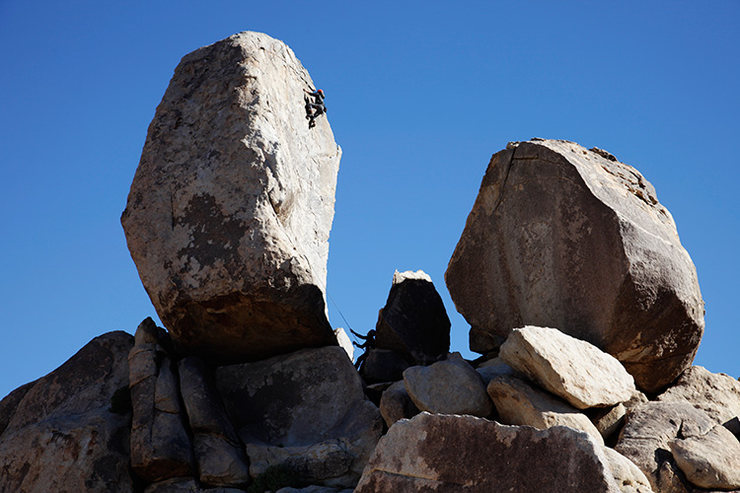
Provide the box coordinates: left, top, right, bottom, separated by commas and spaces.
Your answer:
487, 374, 604, 444
475, 356, 517, 385
0, 332, 136, 493
446, 139, 704, 392
375, 270, 450, 365
403, 354, 492, 417
355, 412, 643, 492
121, 31, 341, 362
499, 326, 635, 409
379, 380, 420, 428
669, 425, 740, 490
656, 365, 740, 427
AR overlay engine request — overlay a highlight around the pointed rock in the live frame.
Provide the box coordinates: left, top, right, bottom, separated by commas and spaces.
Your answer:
446, 139, 704, 392
121, 31, 341, 362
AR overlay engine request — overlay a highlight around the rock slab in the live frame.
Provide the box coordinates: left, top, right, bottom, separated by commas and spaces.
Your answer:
0, 332, 136, 493
355, 412, 644, 492
121, 31, 341, 361
446, 139, 704, 392
499, 326, 635, 409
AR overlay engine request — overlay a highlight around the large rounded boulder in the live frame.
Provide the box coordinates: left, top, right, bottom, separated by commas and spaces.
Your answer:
445, 139, 704, 392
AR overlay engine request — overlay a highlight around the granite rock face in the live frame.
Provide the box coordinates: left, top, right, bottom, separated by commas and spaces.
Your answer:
499, 326, 635, 409
446, 139, 704, 392
129, 318, 194, 481
216, 346, 383, 486
375, 270, 450, 365
615, 401, 716, 492
355, 412, 644, 492
0, 332, 136, 493
121, 31, 341, 362
669, 425, 740, 490
656, 365, 740, 427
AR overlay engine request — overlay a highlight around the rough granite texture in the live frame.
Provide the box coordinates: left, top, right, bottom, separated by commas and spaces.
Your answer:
355, 412, 646, 492
446, 139, 704, 392
121, 31, 341, 361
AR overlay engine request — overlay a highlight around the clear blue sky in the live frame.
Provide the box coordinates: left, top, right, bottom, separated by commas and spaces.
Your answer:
1, 1, 738, 399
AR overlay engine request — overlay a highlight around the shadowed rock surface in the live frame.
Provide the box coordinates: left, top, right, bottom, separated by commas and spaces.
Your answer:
121, 31, 341, 362
375, 270, 450, 365
0, 332, 135, 493
446, 139, 704, 392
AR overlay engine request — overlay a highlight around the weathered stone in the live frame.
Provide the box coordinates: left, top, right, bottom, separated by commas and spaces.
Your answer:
0, 332, 136, 493
375, 270, 450, 365
121, 31, 341, 362
0, 379, 35, 437
144, 477, 244, 493
487, 374, 604, 444
359, 348, 410, 384
247, 439, 354, 485
178, 356, 249, 487
379, 380, 420, 428
446, 139, 704, 392
616, 402, 715, 492
669, 425, 740, 490
602, 447, 655, 493
587, 403, 627, 441
277, 486, 353, 493
216, 346, 382, 486
334, 328, 354, 362
130, 320, 194, 482
356, 412, 640, 492
500, 326, 635, 409
403, 354, 492, 417
657, 365, 740, 427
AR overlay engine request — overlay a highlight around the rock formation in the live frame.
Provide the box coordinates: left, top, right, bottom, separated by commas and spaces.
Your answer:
446, 138, 704, 392
121, 31, 341, 362
2, 26, 736, 493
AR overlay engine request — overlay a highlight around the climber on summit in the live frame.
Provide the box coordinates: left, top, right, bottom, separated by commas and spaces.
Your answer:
304, 88, 326, 128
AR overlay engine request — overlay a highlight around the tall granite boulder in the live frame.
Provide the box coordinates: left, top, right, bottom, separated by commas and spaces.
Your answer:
121, 31, 341, 361
375, 270, 450, 365
446, 139, 704, 392
0, 332, 136, 493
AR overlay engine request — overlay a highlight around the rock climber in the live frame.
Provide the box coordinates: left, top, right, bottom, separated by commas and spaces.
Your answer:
304, 88, 326, 128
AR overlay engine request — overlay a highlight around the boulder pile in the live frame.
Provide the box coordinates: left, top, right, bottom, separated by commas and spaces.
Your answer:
0, 31, 737, 493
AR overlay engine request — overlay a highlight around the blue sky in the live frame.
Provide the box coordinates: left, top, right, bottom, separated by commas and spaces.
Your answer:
1, 1, 738, 399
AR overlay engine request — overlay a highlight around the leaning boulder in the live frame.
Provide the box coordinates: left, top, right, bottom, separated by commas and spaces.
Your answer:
121, 31, 341, 362
216, 346, 383, 487
446, 139, 704, 392
375, 270, 450, 365
669, 424, 740, 490
355, 412, 648, 492
0, 332, 136, 493
486, 374, 604, 444
499, 326, 635, 409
